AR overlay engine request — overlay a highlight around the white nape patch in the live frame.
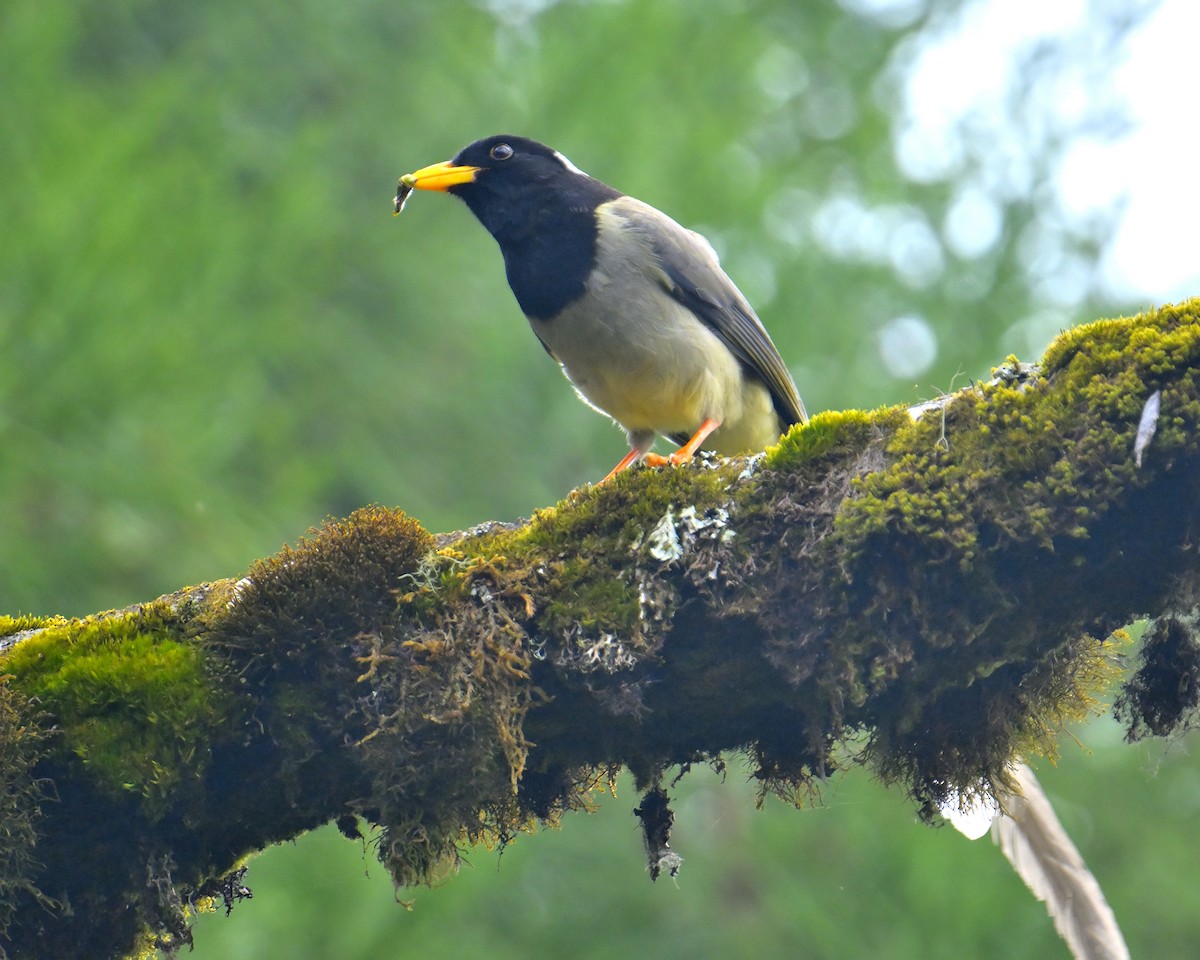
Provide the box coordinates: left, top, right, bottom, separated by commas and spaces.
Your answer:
553, 150, 588, 176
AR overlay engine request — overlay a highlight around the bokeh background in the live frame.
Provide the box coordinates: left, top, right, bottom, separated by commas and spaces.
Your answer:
4, 0, 1199, 955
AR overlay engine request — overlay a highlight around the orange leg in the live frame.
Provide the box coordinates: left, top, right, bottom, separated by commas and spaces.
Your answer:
599, 446, 645, 484
643, 417, 721, 470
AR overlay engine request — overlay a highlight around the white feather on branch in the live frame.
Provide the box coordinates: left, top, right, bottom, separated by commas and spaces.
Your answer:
991, 763, 1130, 960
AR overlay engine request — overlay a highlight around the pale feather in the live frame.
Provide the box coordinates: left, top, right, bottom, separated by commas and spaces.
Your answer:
992, 763, 1130, 960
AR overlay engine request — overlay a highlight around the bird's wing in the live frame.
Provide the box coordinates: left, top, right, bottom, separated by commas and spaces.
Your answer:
608, 195, 807, 427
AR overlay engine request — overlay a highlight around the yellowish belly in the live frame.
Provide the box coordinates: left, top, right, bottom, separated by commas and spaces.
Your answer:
533, 291, 782, 455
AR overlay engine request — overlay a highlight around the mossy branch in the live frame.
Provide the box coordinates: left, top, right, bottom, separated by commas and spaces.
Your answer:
2, 300, 1199, 960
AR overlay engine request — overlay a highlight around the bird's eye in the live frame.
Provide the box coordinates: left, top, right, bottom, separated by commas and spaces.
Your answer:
489, 143, 514, 161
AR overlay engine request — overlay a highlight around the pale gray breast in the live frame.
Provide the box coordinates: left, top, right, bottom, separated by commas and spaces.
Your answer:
528, 203, 747, 436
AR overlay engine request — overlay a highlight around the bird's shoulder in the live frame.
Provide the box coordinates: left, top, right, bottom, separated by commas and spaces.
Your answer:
598, 195, 723, 277
596, 194, 754, 327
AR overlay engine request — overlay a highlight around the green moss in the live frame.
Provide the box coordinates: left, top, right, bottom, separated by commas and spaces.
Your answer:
332, 460, 758, 877
743, 301, 1200, 812
454, 461, 740, 647
213, 506, 433, 648
2, 605, 223, 814
832, 302, 1200, 568
835, 450, 977, 561
1043, 300, 1200, 385
766, 407, 907, 471
1, 303, 1194, 954
1041, 316, 1138, 375
205, 505, 435, 788
0, 614, 62, 636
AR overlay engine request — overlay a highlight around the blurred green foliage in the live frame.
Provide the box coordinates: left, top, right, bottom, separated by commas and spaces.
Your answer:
2, 0, 1194, 955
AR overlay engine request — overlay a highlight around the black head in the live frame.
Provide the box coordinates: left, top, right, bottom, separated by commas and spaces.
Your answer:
402, 135, 620, 242
450, 134, 590, 185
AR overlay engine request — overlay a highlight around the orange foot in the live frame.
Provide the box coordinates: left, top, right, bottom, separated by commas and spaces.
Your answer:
627, 418, 722, 475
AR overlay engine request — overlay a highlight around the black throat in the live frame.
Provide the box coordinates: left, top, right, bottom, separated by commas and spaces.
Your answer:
455, 174, 620, 321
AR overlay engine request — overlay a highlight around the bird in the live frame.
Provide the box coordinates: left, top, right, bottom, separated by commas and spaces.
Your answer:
396, 134, 807, 483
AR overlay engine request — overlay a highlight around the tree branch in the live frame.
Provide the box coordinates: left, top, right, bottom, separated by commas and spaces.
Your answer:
2, 300, 1198, 960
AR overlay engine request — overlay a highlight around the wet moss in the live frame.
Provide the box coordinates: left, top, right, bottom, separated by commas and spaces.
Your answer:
738, 299, 1200, 812
455, 460, 741, 659
2, 303, 1198, 957
1117, 610, 1200, 740
0, 614, 61, 635
198, 505, 556, 889
3, 605, 223, 815
766, 406, 908, 472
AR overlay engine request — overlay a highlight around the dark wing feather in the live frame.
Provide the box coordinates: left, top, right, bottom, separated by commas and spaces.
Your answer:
609, 196, 807, 427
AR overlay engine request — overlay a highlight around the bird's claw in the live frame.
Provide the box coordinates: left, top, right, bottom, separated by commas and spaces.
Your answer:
643, 451, 688, 469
